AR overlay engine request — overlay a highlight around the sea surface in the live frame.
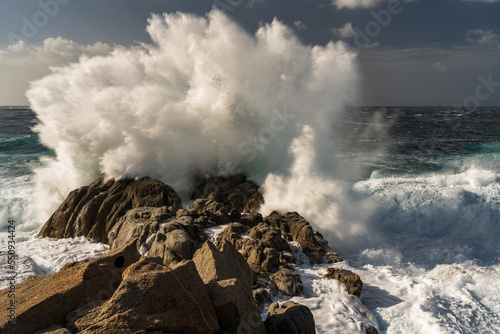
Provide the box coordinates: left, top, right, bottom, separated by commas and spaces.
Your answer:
1, 105, 500, 333
0, 106, 109, 288
0, 106, 51, 232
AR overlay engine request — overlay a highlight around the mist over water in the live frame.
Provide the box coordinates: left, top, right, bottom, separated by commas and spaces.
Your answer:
27, 10, 362, 238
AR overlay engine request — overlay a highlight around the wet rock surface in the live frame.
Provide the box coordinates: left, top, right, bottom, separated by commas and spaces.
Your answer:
324, 268, 364, 298
191, 175, 264, 213
265, 301, 316, 334
38, 177, 182, 244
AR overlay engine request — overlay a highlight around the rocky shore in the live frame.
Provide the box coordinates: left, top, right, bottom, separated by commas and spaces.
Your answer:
1, 175, 378, 333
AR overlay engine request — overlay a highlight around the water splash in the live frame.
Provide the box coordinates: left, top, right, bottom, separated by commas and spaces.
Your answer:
27, 10, 361, 231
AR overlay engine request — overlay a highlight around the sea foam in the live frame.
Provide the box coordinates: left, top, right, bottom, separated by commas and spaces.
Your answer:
27, 10, 364, 245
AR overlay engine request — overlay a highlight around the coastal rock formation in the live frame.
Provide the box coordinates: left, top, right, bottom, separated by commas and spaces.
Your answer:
148, 227, 194, 267
324, 268, 363, 298
0, 241, 267, 333
108, 206, 175, 250
270, 268, 304, 296
207, 279, 266, 334
34, 326, 72, 334
147, 215, 208, 267
216, 222, 249, 249
264, 301, 316, 334
2, 174, 380, 333
215, 216, 306, 303
193, 241, 254, 296
0, 239, 140, 334
284, 212, 342, 264
72, 258, 219, 333
38, 177, 182, 244
182, 199, 230, 226
191, 175, 264, 213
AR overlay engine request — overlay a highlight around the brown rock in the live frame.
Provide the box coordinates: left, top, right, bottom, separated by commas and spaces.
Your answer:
284, 212, 344, 265
280, 251, 297, 265
159, 216, 198, 237
108, 206, 174, 250
314, 230, 343, 263
74, 258, 219, 334
241, 238, 265, 274
187, 199, 230, 226
207, 279, 266, 334
284, 212, 319, 252
0, 239, 140, 334
253, 287, 273, 304
193, 241, 253, 296
270, 268, 304, 297
264, 211, 292, 240
324, 268, 363, 297
216, 223, 248, 250
148, 228, 193, 266
229, 208, 241, 221
261, 247, 280, 273
38, 177, 182, 244
250, 222, 291, 253
265, 301, 316, 334
364, 325, 380, 334
33, 325, 72, 334
191, 175, 264, 213
240, 212, 264, 228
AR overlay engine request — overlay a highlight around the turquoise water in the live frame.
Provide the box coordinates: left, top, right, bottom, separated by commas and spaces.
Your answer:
0, 107, 52, 231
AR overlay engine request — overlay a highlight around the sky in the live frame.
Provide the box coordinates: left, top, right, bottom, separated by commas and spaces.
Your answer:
0, 0, 499, 106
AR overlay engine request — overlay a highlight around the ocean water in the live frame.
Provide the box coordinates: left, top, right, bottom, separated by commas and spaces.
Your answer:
0, 107, 109, 287
2, 105, 500, 333
2, 11, 500, 333
0, 107, 50, 232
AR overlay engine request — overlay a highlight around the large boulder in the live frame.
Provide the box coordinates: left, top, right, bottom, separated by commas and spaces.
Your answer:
242, 238, 265, 274
184, 199, 230, 226
284, 212, 319, 253
364, 325, 380, 334
108, 206, 175, 250
264, 210, 292, 240
270, 268, 304, 297
193, 241, 253, 295
264, 301, 316, 334
0, 239, 140, 334
249, 222, 291, 253
149, 228, 193, 267
72, 258, 219, 334
193, 241, 265, 333
216, 223, 249, 250
207, 279, 266, 334
147, 215, 207, 267
324, 268, 363, 298
239, 212, 264, 228
191, 175, 264, 213
38, 177, 182, 244
284, 212, 342, 265
241, 221, 293, 275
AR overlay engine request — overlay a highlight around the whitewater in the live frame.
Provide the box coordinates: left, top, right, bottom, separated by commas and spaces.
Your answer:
1, 10, 500, 333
